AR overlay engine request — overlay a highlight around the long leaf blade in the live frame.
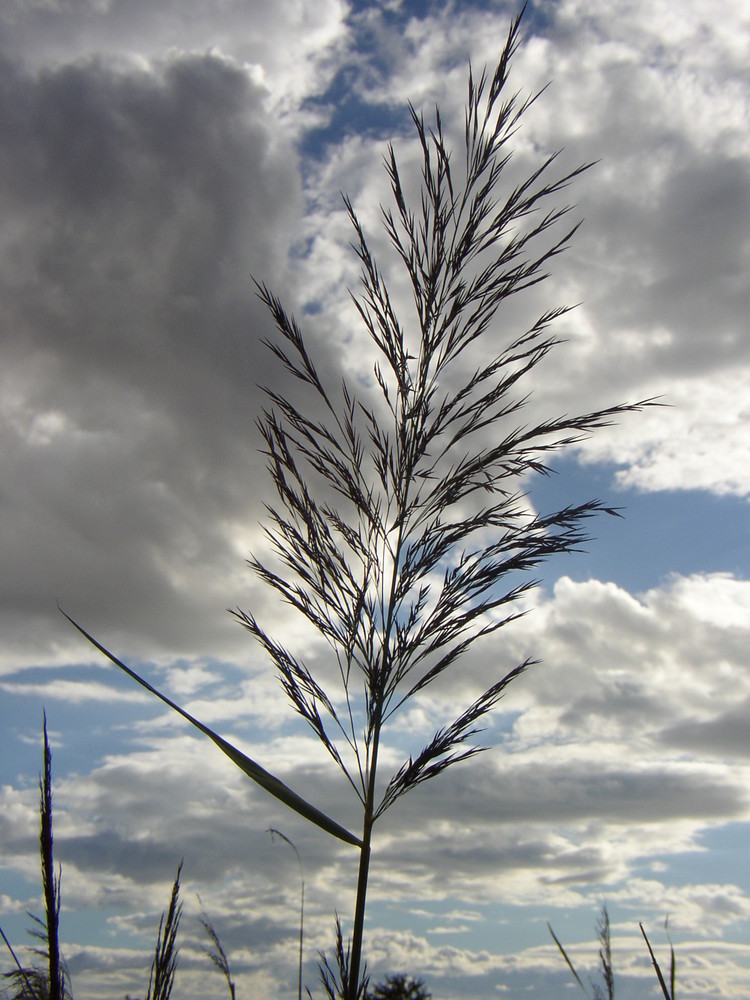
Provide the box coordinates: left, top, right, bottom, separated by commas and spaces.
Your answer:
548, 922, 589, 995
59, 608, 362, 848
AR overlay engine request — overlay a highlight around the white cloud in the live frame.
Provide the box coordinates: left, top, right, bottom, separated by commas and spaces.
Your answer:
0, 679, 150, 704
2, 0, 748, 675
5, 569, 750, 996
0, 0, 351, 116
291, 0, 750, 506
574, 373, 750, 496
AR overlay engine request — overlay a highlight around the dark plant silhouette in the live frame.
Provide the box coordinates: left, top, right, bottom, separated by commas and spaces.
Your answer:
641, 919, 676, 1000
549, 905, 615, 1000
39, 716, 64, 1000
1, 714, 68, 1000
62, 6, 651, 996
550, 905, 676, 1000
144, 863, 182, 1000
1, 719, 187, 1000
233, 6, 649, 991
366, 973, 431, 999
310, 917, 369, 1000
199, 904, 237, 1000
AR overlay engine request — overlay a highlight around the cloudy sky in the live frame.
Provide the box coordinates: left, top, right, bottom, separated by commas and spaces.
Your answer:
1, 0, 749, 997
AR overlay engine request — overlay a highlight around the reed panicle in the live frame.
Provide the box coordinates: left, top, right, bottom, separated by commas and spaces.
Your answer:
198, 904, 236, 1000
61, 5, 653, 995
0, 714, 69, 1000
237, 7, 650, 991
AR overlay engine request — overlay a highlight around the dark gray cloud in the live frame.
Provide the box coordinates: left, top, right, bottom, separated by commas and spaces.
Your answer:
572, 152, 750, 378
0, 49, 320, 663
0, 50, 296, 394
659, 700, 750, 758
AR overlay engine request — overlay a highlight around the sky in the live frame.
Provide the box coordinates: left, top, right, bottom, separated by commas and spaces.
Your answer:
1, 0, 749, 998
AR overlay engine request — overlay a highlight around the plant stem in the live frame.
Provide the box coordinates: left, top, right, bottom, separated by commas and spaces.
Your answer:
348, 723, 380, 1000
41, 712, 63, 1000
348, 828, 372, 999
348, 499, 407, 998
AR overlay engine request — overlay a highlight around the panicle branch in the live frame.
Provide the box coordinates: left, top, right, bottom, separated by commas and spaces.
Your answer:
238, 2, 650, 830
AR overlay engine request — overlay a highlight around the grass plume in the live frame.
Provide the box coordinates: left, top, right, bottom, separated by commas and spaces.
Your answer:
144, 864, 183, 1000
60, 7, 653, 995
0, 714, 68, 1000
551, 905, 677, 999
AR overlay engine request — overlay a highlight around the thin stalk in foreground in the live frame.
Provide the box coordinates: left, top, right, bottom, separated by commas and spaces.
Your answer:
0, 926, 42, 1000
199, 904, 237, 1000
0, 715, 68, 1000
40, 714, 64, 1000
641, 922, 675, 1000
269, 829, 305, 1000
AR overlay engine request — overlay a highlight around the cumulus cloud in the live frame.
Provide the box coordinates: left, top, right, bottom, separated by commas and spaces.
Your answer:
304, 0, 750, 498
0, 47, 307, 666
2, 0, 748, 672
499, 573, 750, 759
0, 678, 149, 704
0, 0, 350, 110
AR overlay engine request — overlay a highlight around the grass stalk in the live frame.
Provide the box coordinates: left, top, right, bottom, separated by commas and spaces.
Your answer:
550, 904, 615, 999
551, 906, 678, 1000
39, 714, 64, 1000
548, 922, 588, 995
144, 864, 183, 1000
199, 904, 236, 1000
348, 777, 376, 998
1, 714, 68, 1000
0, 927, 42, 1000
640, 922, 675, 1000
269, 829, 305, 1000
